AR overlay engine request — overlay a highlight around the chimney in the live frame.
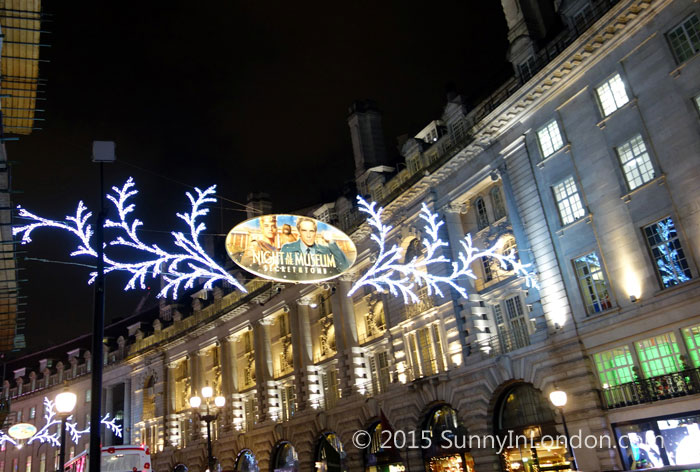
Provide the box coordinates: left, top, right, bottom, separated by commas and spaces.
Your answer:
347, 100, 388, 179
246, 192, 272, 220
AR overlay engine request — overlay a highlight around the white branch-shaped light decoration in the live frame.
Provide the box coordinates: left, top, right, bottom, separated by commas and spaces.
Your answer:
13, 177, 247, 299
0, 397, 122, 448
348, 197, 538, 303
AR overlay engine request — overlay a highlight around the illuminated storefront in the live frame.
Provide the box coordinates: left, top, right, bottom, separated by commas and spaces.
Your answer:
495, 384, 572, 472
613, 411, 700, 469
421, 405, 475, 472
234, 450, 259, 472
314, 432, 348, 472
364, 420, 405, 472
272, 442, 299, 472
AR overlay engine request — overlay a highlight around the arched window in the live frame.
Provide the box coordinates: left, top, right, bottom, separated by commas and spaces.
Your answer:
404, 238, 423, 263
234, 450, 258, 472
365, 420, 404, 470
422, 404, 475, 472
491, 187, 507, 220
494, 384, 569, 471
475, 198, 489, 230
272, 442, 298, 472
315, 432, 348, 472
501, 237, 518, 271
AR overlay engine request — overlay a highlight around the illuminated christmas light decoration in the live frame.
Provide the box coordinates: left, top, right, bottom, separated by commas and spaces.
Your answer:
13, 178, 247, 298
348, 197, 538, 303
0, 397, 123, 448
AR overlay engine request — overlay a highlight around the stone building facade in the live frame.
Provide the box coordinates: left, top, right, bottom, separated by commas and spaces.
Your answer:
2, 0, 700, 471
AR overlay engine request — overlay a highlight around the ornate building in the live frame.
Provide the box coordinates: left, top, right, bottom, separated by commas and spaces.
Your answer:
3, 0, 700, 471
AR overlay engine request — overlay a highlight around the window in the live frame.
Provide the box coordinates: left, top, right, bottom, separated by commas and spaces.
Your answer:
594, 346, 636, 388
25, 456, 31, 472
39, 454, 46, 472
682, 324, 700, 368
617, 135, 655, 190
29, 406, 36, 419
368, 351, 391, 395
321, 370, 340, 409
519, 56, 537, 82
280, 385, 295, 422
553, 176, 585, 225
573, 253, 612, 314
504, 296, 530, 350
85, 389, 91, 403
491, 187, 507, 220
481, 256, 493, 282
16, 410, 22, 422
643, 217, 692, 288
537, 120, 564, 158
667, 15, 700, 63
636, 332, 682, 377
596, 74, 629, 116
475, 197, 489, 230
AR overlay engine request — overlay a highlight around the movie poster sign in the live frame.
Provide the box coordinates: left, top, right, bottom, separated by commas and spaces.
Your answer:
225, 214, 357, 283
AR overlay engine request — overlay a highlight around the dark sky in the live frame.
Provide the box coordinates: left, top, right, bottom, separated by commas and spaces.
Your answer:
7, 0, 510, 354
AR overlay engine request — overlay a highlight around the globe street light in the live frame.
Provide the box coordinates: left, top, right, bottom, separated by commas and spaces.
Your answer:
549, 389, 577, 471
190, 386, 225, 472
55, 390, 77, 472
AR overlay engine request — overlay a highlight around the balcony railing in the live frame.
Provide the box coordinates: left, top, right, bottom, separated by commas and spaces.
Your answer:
473, 329, 531, 358
601, 368, 700, 410
402, 290, 435, 319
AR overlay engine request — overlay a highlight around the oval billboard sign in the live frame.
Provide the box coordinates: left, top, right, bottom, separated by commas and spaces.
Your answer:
225, 214, 357, 283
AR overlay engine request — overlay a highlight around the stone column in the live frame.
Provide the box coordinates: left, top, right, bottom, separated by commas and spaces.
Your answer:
496, 164, 546, 338
331, 277, 364, 397
104, 385, 115, 445
165, 362, 178, 447
295, 297, 318, 409
441, 203, 483, 363
253, 319, 275, 421
123, 378, 132, 445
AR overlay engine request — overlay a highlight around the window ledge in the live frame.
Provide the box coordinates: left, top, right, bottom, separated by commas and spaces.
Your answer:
556, 213, 593, 237
536, 143, 571, 169
597, 97, 638, 129
620, 174, 666, 203
582, 306, 621, 322
652, 277, 699, 299
669, 53, 699, 78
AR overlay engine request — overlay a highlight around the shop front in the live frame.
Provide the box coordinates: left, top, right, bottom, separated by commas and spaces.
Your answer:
234, 450, 259, 472
421, 404, 475, 472
612, 410, 700, 469
364, 418, 405, 472
494, 383, 572, 472
271, 442, 299, 472
314, 432, 349, 472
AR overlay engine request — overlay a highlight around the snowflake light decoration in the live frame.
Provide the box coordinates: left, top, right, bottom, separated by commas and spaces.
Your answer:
0, 397, 122, 448
13, 178, 247, 299
347, 197, 538, 303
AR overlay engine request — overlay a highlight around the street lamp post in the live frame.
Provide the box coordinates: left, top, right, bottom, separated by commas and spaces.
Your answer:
549, 389, 578, 471
190, 386, 225, 472
55, 390, 77, 472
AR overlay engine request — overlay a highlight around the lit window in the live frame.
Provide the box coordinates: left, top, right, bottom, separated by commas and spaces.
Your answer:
643, 217, 692, 288
553, 176, 585, 225
475, 197, 489, 230
594, 346, 635, 387
596, 74, 629, 116
617, 135, 655, 190
491, 187, 507, 220
537, 120, 564, 158
667, 15, 700, 63
683, 324, 700, 368
29, 406, 36, 419
636, 332, 682, 377
573, 253, 612, 314
85, 389, 91, 403
25, 456, 31, 472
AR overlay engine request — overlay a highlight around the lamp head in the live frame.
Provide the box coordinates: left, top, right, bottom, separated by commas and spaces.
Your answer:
189, 396, 202, 408
549, 389, 567, 408
201, 386, 213, 398
55, 391, 77, 414
214, 396, 225, 408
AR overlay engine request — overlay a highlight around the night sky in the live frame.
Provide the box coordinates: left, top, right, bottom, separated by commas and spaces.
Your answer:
8, 0, 510, 354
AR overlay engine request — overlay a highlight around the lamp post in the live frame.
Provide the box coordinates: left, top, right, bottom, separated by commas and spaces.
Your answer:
55, 390, 77, 472
549, 389, 577, 471
190, 386, 225, 472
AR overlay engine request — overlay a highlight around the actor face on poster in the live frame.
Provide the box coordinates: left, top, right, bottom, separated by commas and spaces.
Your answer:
226, 214, 357, 283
